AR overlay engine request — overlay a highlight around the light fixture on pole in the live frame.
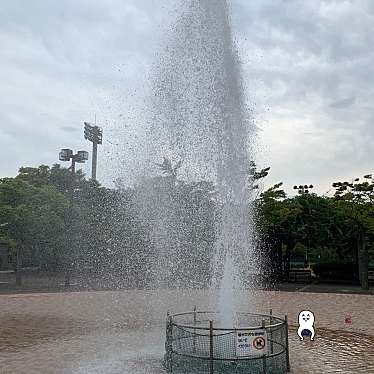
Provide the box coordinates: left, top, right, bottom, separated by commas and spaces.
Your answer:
293, 184, 314, 195
84, 122, 103, 181
59, 148, 89, 174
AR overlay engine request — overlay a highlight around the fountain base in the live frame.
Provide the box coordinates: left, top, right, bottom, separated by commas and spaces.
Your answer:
165, 310, 290, 373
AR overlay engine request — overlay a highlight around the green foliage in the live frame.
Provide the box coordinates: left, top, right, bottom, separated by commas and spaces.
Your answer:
292, 242, 307, 257
248, 161, 271, 191
1, 160, 373, 287
256, 171, 374, 279
0, 177, 69, 269
136, 158, 217, 287
155, 157, 183, 180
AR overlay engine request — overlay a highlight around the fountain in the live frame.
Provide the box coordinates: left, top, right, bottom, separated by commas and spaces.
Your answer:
165, 310, 290, 373
140, 0, 256, 295
133, 0, 290, 372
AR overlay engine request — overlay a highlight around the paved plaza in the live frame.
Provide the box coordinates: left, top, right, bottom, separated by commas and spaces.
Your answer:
0, 289, 373, 373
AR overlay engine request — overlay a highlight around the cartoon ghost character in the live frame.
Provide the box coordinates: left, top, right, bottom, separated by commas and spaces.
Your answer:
298, 310, 315, 341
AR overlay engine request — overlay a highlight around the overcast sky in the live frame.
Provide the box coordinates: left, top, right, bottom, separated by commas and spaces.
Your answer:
1, 0, 373, 195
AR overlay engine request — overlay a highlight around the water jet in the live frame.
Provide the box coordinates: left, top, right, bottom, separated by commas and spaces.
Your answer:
141, 1, 291, 371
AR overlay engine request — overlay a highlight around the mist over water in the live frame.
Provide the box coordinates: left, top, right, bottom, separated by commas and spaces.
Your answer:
136, 0, 257, 322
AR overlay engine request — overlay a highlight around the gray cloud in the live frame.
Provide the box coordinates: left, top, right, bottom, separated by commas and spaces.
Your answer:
0, 0, 175, 179
0, 0, 373, 194
329, 96, 356, 109
233, 0, 374, 193
61, 125, 79, 133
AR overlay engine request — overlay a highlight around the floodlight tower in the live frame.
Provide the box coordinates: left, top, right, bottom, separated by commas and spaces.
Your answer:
58, 148, 88, 287
84, 122, 103, 181
59, 149, 89, 173
293, 184, 314, 195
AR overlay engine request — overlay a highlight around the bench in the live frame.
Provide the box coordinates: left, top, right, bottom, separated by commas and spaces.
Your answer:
288, 269, 312, 283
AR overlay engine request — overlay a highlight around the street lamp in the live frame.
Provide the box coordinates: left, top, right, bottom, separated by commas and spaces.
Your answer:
84, 122, 103, 181
58, 148, 88, 287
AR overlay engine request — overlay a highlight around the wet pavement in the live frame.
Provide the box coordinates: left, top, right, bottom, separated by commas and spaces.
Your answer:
0, 290, 373, 373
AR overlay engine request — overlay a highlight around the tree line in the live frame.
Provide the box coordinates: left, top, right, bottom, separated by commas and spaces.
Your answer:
0, 163, 373, 289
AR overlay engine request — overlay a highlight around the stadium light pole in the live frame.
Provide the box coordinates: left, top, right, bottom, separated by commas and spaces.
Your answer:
293, 184, 314, 195
59, 148, 89, 287
84, 122, 103, 181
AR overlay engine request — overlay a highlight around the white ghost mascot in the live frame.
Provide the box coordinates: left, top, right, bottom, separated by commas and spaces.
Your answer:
298, 310, 315, 341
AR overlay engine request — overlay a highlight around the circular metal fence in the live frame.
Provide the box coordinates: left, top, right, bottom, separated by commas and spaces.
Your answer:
165, 310, 290, 374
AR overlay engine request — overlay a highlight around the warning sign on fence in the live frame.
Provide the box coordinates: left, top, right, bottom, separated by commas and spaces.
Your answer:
236, 329, 268, 357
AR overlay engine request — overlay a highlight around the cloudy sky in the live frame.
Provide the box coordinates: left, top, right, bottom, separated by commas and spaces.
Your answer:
1, 0, 373, 195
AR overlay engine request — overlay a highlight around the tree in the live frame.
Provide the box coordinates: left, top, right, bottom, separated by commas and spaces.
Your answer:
0, 178, 69, 285
18, 164, 88, 194
144, 157, 217, 287
332, 175, 374, 289
257, 182, 297, 279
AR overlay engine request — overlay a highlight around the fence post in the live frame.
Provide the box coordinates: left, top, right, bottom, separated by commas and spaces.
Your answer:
285, 315, 290, 372
269, 309, 274, 354
193, 306, 197, 354
262, 319, 267, 373
210, 320, 214, 374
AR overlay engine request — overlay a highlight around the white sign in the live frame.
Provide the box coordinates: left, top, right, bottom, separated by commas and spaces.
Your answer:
236, 329, 268, 357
